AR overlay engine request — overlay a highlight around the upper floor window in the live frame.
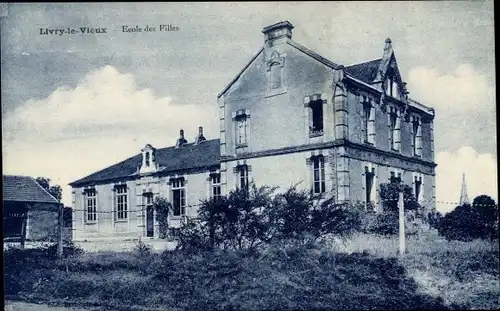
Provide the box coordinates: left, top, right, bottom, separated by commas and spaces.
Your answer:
362, 98, 375, 144
233, 109, 249, 148
311, 155, 326, 194
84, 188, 97, 223
309, 100, 324, 137
210, 173, 222, 201
412, 116, 422, 157
389, 109, 400, 151
145, 152, 150, 167
386, 76, 399, 99
236, 117, 248, 146
115, 185, 128, 220
171, 178, 186, 216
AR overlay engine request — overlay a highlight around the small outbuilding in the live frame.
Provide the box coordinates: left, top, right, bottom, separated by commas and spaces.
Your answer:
3, 175, 62, 247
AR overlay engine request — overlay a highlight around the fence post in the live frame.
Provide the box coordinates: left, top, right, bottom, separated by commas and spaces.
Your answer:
57, 203, 63, 258
398, 191, 406, 255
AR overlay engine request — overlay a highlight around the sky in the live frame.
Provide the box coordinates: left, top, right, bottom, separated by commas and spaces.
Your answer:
1, 2, 496, 213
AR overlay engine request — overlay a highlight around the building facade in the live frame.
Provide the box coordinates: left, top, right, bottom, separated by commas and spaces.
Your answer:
70, 21, 436, 242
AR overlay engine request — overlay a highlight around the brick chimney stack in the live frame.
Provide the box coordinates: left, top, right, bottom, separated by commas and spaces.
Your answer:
176, 129, 188, 148
194, 126, 206, 145
262, 21, 294, 46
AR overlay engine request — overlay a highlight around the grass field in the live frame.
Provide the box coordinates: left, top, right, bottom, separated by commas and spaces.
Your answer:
4, 234, 499, 311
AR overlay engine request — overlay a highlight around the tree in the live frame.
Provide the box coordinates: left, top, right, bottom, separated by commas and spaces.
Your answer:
35, 177, 62, 202
471, 195, 498, 241
436, 195, 498, 241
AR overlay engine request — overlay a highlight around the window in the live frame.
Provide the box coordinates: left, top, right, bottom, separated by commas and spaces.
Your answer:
389, 110, 398, 151
270, 64, 282, 89
171, 178, 186, 216
365, 166, 375, 209
309, 100, 324, 136
414, 176, 422, 202
235, 116, 248, 147
210, 173, 222, 201
412, 117, 422, 157
144, 192, 154, 207
85, 188, 97, 222
115, 185, 128, 220
362, 101, 375, 144
386, 76, 399, 99
311, 156, 326, 194
390, 171, 402, 184
236, 165, 249, 191
145, 152, 150, 167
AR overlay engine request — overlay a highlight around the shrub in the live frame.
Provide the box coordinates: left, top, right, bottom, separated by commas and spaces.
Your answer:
437, 195, 499, 242
176, 184, 364, 252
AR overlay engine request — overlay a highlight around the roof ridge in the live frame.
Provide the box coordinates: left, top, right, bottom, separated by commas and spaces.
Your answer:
287, 39, 339, 69
345, 58, 383, 68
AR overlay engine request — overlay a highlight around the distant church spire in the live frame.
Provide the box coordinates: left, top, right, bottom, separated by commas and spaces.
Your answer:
459, 173, 470, 205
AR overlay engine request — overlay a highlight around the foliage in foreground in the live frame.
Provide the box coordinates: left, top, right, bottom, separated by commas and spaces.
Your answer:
4, 243, 455, 311
176, 184, 363, 252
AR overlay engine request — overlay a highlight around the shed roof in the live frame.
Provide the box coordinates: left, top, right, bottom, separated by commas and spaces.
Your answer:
3, 175, 60, 204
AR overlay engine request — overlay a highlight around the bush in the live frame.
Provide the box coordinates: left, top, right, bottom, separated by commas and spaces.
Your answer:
437, 195, 499, 242
176, 184, 364, 252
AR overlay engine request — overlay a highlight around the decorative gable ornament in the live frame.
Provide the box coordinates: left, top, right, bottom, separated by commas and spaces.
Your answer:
266, 51, 285, 71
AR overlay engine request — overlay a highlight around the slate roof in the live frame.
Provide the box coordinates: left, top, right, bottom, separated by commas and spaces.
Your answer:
344, 58, 382, 84
69, 139, 221, 187
3, 175, 60, 204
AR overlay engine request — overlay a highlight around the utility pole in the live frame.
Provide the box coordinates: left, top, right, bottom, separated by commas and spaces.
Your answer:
57, 203, 64, 258
398, 191, 406, 255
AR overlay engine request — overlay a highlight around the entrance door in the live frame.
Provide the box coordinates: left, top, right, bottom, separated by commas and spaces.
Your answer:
146, 206, 154, 237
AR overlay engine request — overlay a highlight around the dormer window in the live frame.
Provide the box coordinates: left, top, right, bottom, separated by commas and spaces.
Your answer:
140, 144, 157, 174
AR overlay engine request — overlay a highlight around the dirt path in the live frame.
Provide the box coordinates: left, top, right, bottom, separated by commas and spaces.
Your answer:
4, 301, 92, 311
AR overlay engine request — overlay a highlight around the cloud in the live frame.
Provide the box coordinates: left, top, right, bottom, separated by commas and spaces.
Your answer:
407, 64, 495, 112
435, 147, 498, 214
3, 66, 218, 206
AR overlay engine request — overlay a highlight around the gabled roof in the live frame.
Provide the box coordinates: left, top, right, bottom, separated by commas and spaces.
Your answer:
218, 39, 340, 99
69, 139, 221, 187
287, 40, 339, 69
344, 58, 382, 84
3, 175, 60, 204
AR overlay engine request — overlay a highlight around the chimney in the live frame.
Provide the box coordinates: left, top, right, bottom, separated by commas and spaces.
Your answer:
194, 126, 206, 145
175, 129, 188, 148
262, 21, 294, 45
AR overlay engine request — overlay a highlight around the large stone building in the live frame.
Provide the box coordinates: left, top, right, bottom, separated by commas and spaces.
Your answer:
69, 21, 436, 242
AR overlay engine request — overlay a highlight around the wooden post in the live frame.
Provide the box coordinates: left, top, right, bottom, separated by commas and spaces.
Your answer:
398, 191, 406, 255
20, 211, 27, 249
57, 203, 63, 258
